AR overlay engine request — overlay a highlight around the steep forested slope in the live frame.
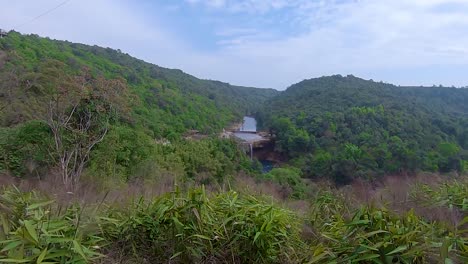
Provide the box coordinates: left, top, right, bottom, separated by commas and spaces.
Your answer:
0, 32, 276, 182
0, 32, 278, 135
259, 75, 468, 184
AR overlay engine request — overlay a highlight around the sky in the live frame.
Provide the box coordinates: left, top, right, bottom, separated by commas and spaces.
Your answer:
1, 0, 468, 90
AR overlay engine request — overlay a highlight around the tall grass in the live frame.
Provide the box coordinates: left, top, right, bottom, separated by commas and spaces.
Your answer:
100, 187, 303, 263
0, 187, 103, 263
0, 177, 467, 263
303, 182, 468, 263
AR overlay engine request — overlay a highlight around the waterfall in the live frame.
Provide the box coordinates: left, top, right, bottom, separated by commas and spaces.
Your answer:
249, 143, 253, 160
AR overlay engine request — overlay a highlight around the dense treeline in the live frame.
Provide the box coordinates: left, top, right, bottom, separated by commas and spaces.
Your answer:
258, 75, 468, 184
0, 32, 277, 134
0, 32, 276, 184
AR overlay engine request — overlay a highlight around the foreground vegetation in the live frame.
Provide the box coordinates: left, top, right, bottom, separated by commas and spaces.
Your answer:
0, 177, 466, 263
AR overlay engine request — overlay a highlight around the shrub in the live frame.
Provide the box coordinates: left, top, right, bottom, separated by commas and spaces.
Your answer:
100, 187, 304, 263
261, 167, 307, 199
0, 187, 103, 263
306, 190, 468, 263
0, 121, 52, 177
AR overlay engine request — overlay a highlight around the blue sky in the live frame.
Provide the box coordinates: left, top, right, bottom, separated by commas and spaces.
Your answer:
1, 0, 468, 90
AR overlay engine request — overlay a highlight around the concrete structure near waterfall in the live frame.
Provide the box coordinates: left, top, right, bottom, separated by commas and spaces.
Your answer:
231, 116, 272, 160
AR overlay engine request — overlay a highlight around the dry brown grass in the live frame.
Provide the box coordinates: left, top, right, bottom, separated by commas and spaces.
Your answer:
231, 172, 286, 201
338, 173, 466, 228
2, 170, 465, 228
0, 172, 17, 186
0, 169, 178, 207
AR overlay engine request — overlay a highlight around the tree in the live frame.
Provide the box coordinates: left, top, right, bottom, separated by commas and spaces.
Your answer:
25, 60, 130, 187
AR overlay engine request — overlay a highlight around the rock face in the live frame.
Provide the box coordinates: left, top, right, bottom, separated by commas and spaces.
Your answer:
252, 139, 286, 163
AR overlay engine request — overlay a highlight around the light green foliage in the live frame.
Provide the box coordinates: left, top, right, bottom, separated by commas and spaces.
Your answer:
261, 167, 307, 199
100, 187, 303, 263
0, 183, 467, 263
0, 121, 52, 177
270, 117, 314, 156
87, 125, 157, 182
0, 187, 103, 263
88, 135, 250, 186
344, 143, 363, 161
438, 142, 460, 157
310, 150, 333, 177
462, 160, 468, 173
310, 207, 446, 263
350, 105, 384, 115
306, 188, 468, 263
411, 181, 468, 212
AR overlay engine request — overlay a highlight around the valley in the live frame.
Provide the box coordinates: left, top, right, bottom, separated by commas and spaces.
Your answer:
0, 32, 467, 263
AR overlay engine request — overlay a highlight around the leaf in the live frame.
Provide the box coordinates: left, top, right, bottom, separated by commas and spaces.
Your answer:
23, 220, 38, 244
362, 230, 388, 238
351, 254, 380, 262
36, 247, 47, 264
41, 250, 69, 259
439, 236, 454, 262
359, 243, 379, 252
170, 251, 182, 260
308, 250, 331, 264
72, 240, 87, 261
346, 219, 370, 226
172, 217, 184, 228
0, 214, 10, 239
1, 241, 22, 252
27, 200, 54, 210
445, 258, 454, 264
192, 234, 211, 240
254, 232, 261, 243
0, 259, 31, 263
386, 245, 407, 256
458, 216, 468, 227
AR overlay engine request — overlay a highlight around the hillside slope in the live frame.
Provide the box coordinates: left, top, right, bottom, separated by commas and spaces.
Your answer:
0, 32, 276, 182
259, 75, 468, 183
0, 32, 278, 135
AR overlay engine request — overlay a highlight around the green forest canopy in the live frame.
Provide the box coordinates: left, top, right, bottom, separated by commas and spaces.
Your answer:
1, 32, 468, 186
258, 75, 468, 184
0, 32, 277, 183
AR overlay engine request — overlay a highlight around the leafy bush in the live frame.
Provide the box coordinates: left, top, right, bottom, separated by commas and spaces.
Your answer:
410, 181, 468, 213
0, 185, 467, 263
0, 187, 103, 263
261, 167, 307, 199
306, 189, 468, 263
100, 187, 303, 263
0, 121, 52, 177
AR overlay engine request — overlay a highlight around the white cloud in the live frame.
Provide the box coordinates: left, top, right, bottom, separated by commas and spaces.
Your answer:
191, 0, 468, 88
1, 0, 468, 89
0, 0, 196, 70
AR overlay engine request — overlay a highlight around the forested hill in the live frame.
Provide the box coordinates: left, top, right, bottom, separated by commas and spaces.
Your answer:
0, 32, 276, 182
259, 75, 468, 184
0, 32, 278, 136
